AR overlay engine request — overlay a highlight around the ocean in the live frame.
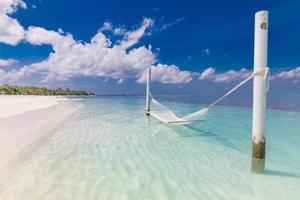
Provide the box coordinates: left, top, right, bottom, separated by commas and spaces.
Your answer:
0, 95, 299, 199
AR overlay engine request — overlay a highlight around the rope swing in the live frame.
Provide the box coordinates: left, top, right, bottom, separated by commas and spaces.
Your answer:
145, 68, 269, 124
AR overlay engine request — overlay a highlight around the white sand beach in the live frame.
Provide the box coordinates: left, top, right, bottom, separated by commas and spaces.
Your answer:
0, 96, 81, 170
0, 95, 68, 119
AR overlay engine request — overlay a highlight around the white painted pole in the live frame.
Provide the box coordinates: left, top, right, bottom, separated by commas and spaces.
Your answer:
145, 68, 151, 115
252, 10, 268, 173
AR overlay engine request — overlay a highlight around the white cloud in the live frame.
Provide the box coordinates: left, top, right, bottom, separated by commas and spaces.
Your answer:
276, 67, 300, 80
118, 18, 154, 49
2, 0, 299, 89
2, 4, 270, 86
0, 0, 26, 45
199, 66, 300, 83
137, 64, 192, 84
3, 22, 192, 84
99, 22, 127, 36
1, 20, 160, 83
20, 18, 158, 83
0, 0, 26, 14
213, 68, 250, 83
113, 27, 126, 36
99, 22, 113, 32
27, 32, 154, 81
98, 18, 154, 50
0, 58, 18, 67
0, 65, 35, 82
161, 17, 185, 31
198, 67, 251, 83
203, 48, 210, 55
25, 26, 76, 49
0, 4, 191, 85
199, 67, 215, 80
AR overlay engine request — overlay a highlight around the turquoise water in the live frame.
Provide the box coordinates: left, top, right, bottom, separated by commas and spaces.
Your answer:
0, 96, 300, 199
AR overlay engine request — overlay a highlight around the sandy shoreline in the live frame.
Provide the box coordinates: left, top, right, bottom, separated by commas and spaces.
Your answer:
0, 95, 69, 119
0, 96, 81, 170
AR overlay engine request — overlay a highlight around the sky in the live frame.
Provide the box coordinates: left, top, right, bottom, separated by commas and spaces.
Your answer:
0, 0, 299, 95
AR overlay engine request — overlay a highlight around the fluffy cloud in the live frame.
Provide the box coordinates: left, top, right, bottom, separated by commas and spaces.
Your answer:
198, 67, 251, 83
23, 26, 156, 81
0, 0, 26, 15
0, 65, 34, 82
98, 18, 153, 50
0, 2, 193, 85
0, 58, 18, 67
199, 67, 300, 83
198, 67, 215, 80
7, 1, 295, 86
118, 18, 154, 49
25, 26, 77, 50
213, 68, 251, 83
137, 64, 192, 84
0, 0, 26, 45
5, 19, 189, 85
276, 67, 300, 80
99, 22, 126, 36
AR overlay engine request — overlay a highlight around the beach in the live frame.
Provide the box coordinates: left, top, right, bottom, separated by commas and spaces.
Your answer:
0, 96, 81, 170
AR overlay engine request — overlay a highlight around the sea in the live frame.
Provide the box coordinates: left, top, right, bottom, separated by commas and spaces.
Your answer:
0, 94, 299, 199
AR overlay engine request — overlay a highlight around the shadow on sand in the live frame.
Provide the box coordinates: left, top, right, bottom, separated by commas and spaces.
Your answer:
264, 170, 300, 179
164, 123, 241, 151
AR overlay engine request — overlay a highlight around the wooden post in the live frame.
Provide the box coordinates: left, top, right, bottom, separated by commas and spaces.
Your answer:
251, 10, 269, 173
145, 68, 151, 115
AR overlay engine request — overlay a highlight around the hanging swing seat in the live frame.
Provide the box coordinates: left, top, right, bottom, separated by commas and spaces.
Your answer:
147, 68, 269, 124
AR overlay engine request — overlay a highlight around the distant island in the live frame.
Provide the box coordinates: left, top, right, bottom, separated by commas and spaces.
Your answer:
0, 84, 94, 96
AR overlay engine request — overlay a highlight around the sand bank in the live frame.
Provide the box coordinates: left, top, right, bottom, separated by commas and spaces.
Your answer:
0, 96, 81, 170
0, 95, 68, 119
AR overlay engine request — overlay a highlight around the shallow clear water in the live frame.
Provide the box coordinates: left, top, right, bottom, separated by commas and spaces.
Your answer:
0, 96, 300, 200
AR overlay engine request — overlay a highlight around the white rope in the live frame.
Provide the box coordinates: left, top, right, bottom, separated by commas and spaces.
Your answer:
208, 75, 253, 108
264, 67, 270, 92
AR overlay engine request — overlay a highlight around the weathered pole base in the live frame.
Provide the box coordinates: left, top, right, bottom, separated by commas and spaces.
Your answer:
251, 139, 266, 173
251, 158, 265, 173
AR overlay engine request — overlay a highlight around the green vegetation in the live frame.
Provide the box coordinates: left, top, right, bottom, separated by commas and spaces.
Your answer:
0, 84, 94, 96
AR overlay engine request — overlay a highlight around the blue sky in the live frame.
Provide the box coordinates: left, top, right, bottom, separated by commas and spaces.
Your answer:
0, 0, 299, 94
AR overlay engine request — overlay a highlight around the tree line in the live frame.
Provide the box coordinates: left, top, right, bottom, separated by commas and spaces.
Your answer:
0, 84, 94, 96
